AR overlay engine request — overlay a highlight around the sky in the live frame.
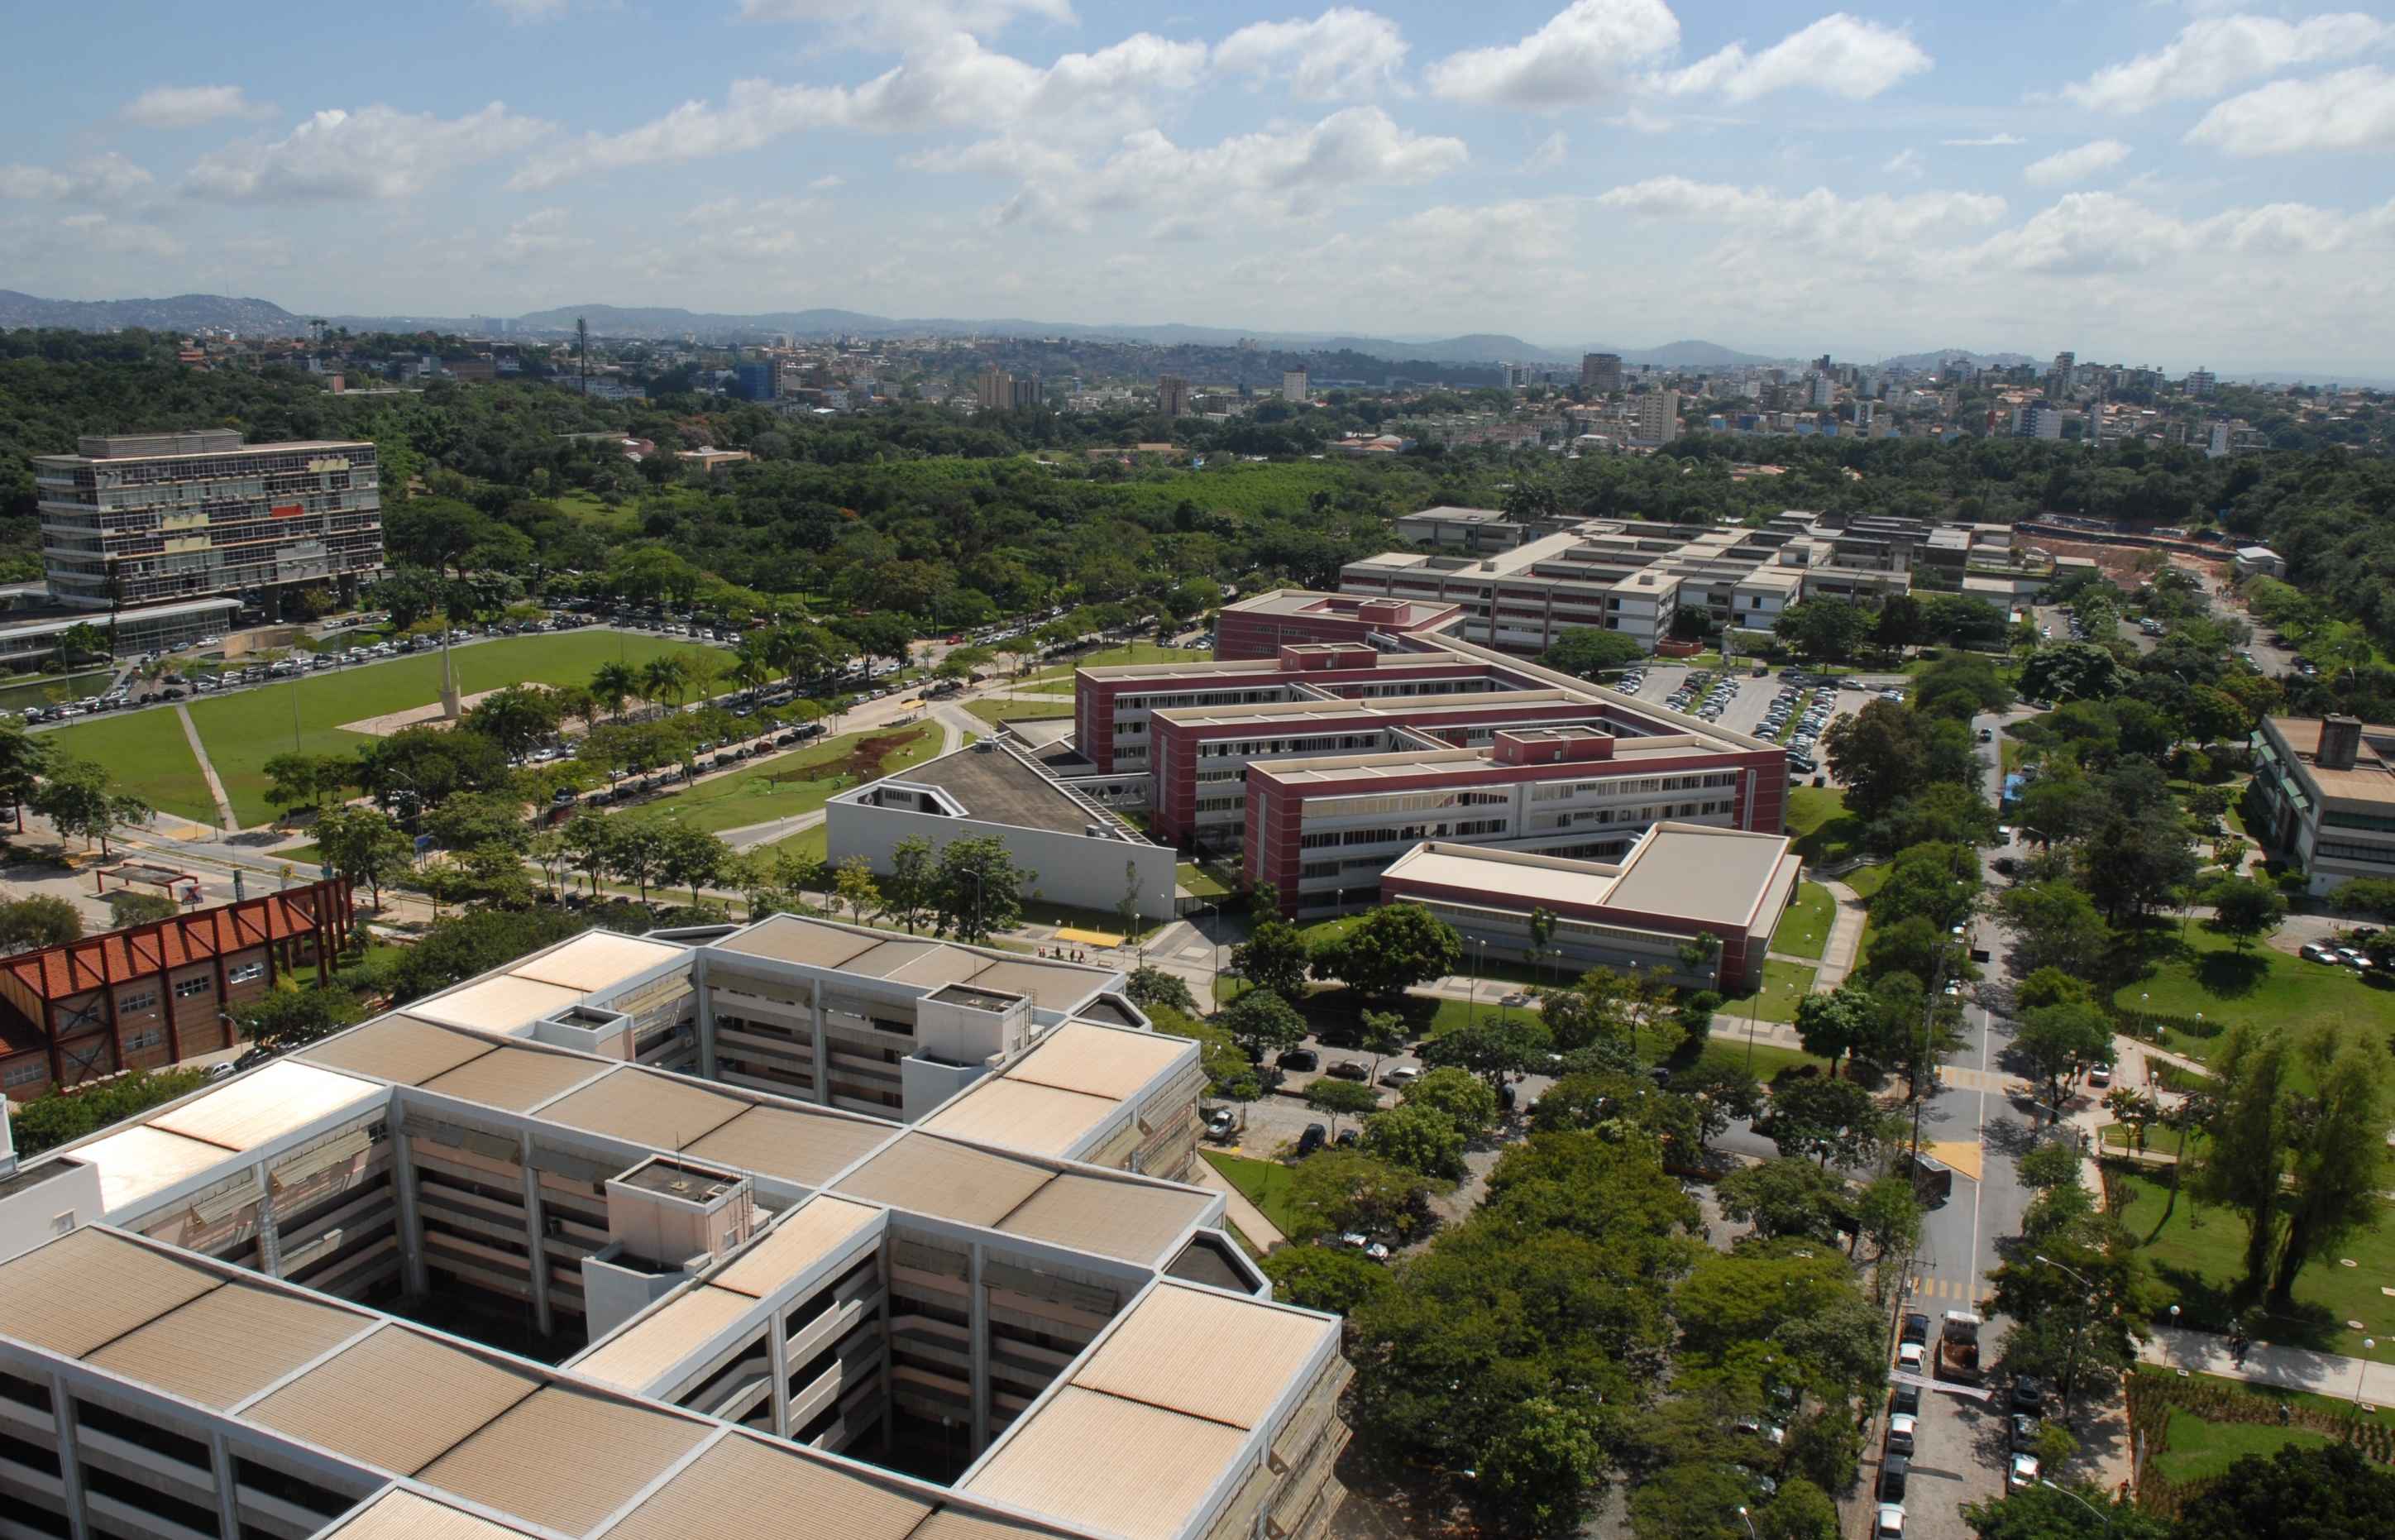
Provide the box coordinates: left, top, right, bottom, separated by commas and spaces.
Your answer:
4, 1, 2393, 374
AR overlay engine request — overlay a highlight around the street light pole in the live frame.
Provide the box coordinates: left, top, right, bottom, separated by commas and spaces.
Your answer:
1735, 1507, 1760, 1540
2035, 1253, 2096, 1419
2037, 1480, 2113, 1536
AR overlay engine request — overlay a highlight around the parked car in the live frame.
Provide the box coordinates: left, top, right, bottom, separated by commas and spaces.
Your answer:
1878, 1455, 1908, 1504
1279, 1048, 1320, 1073
1900, 1313, 1930, 1346
2010, 1414, 2040, 1452
2008, 1453, 2039, 1490
1295, 1122, 1327, 1156
1886, 1412, 1916, 1456
2011, 1375, 2047, 1414
1327, 1059, 1370, 1081
1380, 1065, 1420, 1088
1205, 1107, 1236, 1141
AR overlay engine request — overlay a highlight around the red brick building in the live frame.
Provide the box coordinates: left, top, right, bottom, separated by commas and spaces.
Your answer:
0, 878, 355, 1098
1213, 591, 1461, 660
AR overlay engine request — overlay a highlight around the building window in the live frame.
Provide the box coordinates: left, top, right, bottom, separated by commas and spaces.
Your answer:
227, 962, 266, 985
118, 989, 158, 1014
125, 1026, 165, 1052
2, 1059, 41, 1088
174, 975, 213, 1000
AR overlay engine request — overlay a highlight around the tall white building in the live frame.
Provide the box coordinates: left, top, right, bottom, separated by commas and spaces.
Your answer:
2013, 403, 2064, 440
1633, 390, 1681, 445
1282, 369, 1309, 403
1807, 372, 1835, 408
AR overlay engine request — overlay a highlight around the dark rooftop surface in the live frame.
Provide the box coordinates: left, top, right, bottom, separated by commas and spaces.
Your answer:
905, 748, 1110, 838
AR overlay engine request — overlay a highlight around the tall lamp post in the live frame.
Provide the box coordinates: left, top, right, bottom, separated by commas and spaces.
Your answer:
2034, 1253, 2097, 1419
2037, 1480, 2113, 1537
1734, 1507, 1761, 1540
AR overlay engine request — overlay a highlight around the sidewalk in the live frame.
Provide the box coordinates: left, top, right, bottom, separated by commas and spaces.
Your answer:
1811, 877, 1867, 990
1189, 1155, 1286, 1251
2139, 1322, 2395, 1406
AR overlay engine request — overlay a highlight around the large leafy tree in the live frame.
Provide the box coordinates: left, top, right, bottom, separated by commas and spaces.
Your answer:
1822, 700, 1931, 820
31, 757, 149, 855
1230, 916, 1312, 999
1311, 902, 1462, 999
1219, 988, 1306, 1062
2190, 1024, 2294, 1295
1541, 627, 1647, 678
313, 805, 416, 909
931, 834, 1036, 944
2268, 1028, 2389, 1304
1360, 1102, 1467, 1179
1715, 1157, 1851, 1243
2173, 1442, 2395, 1540
2020, 642, 2125, 704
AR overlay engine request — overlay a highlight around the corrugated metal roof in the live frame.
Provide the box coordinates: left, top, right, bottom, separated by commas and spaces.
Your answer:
602, 1428, 932, 1540
506, 930, 683, 992
85, 1279, 370, 1408
417, 1045, 607, 1112
712, 1195, 882, 1298
831, 1133, 1054, 1230
1004, 1024, 1187, 1102
69, 1123, 241, 1211
0, 1228, 220, 1357
571, 1285, 756, 1394
320, 1489, 539, 1540
962, 1386, 1249, 1540
964, 959, 1101, 1014
243, 1324, 541, 1475
919, 1078, 1120, 1158
302, 1016, 500, 1085
683, 1104, 896, 1189
713, 915, 884, 970
904, 1510, 1076, 1540
416, 1385, 711, 1536
538, 1067, 748, 1150
414, 973, 589, 1033
840, 938, 945, 979
1071, 1282, 1335, 1430
994, 1174, 1212, 1267
149, 1060, 381, 1151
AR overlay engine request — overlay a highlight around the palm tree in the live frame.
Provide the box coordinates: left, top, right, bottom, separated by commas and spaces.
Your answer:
640, 656, 689, 714
730, 640, 772, 695
591, 662, 636, 723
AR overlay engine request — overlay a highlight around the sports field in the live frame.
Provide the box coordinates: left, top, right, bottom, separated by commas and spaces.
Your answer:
49, 632, 720, 828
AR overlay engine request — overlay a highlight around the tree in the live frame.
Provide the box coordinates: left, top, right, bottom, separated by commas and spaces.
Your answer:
1303, 1076, 1382, 1135
1221, 988, 1307, 1062
1823, 701, 1930, 820
1792, 986, 1879, 1078
1478, 1398, 1604, 1537
2268, 1028, 2389, 1305
1358, 1008, 1408, 1086
1996, 882, 2114, 978
1401, 1065, 1500, 1141
385, 907, 588, 1003
1419, 1013, 1551, 1092
1715, 1157, 1851, 1242
2020, 643, 2125, 704
1766, 1075, 1889, 1169
1869, 842, 1981, 932
2171, 1442, 2395, 1540
425, 790, 529, 853
1148, 1003, 1261, 1102
0, 723, 53, 824
590, 661, 638, 721
232, 983, 365, 1052
1854, 1174, 1923, 1268
31, 757, 149, 855
1123, 964, 1196, 1015
1961, 1484, 2168, 1539
1673, 1059, 1762, 1145
2206, 874, 2288, 951
0, 896, 82, 952
1541, 627, 1647, 678
933, 835, 1036, 945
1259, 1245, 1391, 1315
1776, 599, 1873, 663
831, 856, 881, 925
1360, 1102, 1467, 1179
1875, 593, 1926, 652
2014, 1001, 2114, 1118
313, 805, 414, 910
1231, 917, 1312, 1001
2191, 1024, 2294, 1295
1281, 1149, 1435, 1243
658, 823, 729, 906
263, 753, 348, 818
1311, 903, 1461, 999
105, 891, 180, 927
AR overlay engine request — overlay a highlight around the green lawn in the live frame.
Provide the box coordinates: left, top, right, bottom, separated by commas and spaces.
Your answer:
1021, 642, 1208, 686
55, 633, 724, 827
1202, 1150, 1303, 1235
963, 696, 1074, 729
1178, 862, 1233, 900
2109, 1165, 2395, 1358
38, 708, 217, 825
2111, 925, 2395, 1064
1785, 787, 1866, 866
1842, 863, 1891, 902
2154, 1412, 2332, 1484
1732, 959, 1817, 1024
1772, 882, 1837, 959
766, 823, 828, 866
0, 671, 114, 712
640, 723, 941, 836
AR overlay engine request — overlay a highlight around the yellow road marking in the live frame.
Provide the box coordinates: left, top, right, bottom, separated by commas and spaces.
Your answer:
1929, 1140, 1984, 1182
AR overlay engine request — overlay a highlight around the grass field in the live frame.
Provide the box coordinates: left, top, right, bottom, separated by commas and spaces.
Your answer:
640, 723, 941, 836
2111, 924, 2395, 1064
2110, 1165, 2395, 1358
49, 633, 723, 827
2133, 1365, 2395, 1485
963, 696, 1074, 729
1843, 863, 1891, 902
38, 708, 217, 825
1021, 643, 1207, 686
1178, 862, 1233, 900
1739, 959, 1817, 1023
767, 824, 829, 866
1772, 882, 1837, 959
1785, 787, 1866, 867
1202, 1150, 1303, 1235
0, 671, 113, 712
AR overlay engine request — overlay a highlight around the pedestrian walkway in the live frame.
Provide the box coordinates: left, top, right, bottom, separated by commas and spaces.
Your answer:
1812, 877, 1868, 990
2139, 1322, 2395, 1406
175, 704, 237, 832
1188, 1156, 1286, 1251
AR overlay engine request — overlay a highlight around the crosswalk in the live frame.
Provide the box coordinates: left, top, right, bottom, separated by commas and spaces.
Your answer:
1907, 1274, 1987, 1306
1939, 1065, 2028, 1095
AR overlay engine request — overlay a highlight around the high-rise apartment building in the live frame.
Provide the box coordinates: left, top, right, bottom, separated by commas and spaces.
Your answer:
34, 430, 383, 612
1633, 390, 1680, 444
1010, 375, 1042, 409
1580, 352, 1624, 393
2185, 367, 2217, 398
973, 364, 1014, 411
2013, 403, 2064, 440
734, 359, 777, 400
1157, 374, 1193, 416
1807, 372, 1836, 408
1283, 369, 1309, 403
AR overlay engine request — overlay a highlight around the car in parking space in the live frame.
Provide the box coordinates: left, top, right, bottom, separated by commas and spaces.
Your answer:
2011, 1375, 2046, 1415
1878, 1455, 1908, 1504
1900, 1313, 1930, 1346
2010, 1414, 2040, 1452
2008, 1452, 2039, 1490
1327, 1059, 1370, 1080
1897, 1338, 1926, 1372
1296, 1122, 1327, 1156
1733, 1418, 1785, 1446
1876, 1505, 1905, 1538
1380, 1065, 1420, 1088
1891, 1381, 1919, 1417
2340, 947, 2375, 969
1205, 1107, 1237, 1141
1886, 1411, 1916, 1456
1279, 1048, 1320, 1072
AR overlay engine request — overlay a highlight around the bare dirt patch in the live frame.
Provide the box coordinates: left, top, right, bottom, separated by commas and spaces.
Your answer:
337, 688, 503, 738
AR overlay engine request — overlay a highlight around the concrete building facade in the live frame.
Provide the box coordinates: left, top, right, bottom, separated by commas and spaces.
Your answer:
2249, 715, 2395, 896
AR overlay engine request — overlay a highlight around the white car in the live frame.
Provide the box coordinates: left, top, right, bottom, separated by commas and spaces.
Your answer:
2009, 1453, 2040, 1490
1886, 1412, 1916, 1456
1876, 1504, 1905, 1537
1380, 1066, 1421, 1088
1897, 1342, 1926, 1372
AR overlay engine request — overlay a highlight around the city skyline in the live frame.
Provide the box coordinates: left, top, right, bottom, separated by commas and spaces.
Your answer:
5, 2, 2393, 374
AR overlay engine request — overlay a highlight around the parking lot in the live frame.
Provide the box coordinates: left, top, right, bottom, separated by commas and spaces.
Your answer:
1613, 663, 1889, 782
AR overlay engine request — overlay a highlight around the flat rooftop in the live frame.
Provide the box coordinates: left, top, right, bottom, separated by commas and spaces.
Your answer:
900, 744, 1111, 837
714, 913, 1115, 1014
1382, 822, 1800, 931
2268, 716, 2395, 804
1253, 730, 1752, 787
1221, 589, 1454, 624
1151, 686, 1595, 732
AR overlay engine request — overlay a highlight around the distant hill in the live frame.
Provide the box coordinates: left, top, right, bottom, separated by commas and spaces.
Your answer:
0, 289, 307, 335
1876, 347, 2039, 373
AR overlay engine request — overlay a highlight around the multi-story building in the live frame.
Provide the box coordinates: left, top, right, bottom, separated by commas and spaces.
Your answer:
2249, 715, 2395, 896
1580, 353, 1623, 393
1010, 375, 1042, 410
1807, 372, 1836, 409
1212, 590, 1462, 658
1156, 375, 1193, 417
734, 359, 777, 400
2012, 403, 2064, 440
974, 365, 1014, 412
34, 430, 384, 613
1281, 369, 1308, 403
0, 912, 1347, 1540
1632, 390, 1680, 446
2185, 367, 2217, 397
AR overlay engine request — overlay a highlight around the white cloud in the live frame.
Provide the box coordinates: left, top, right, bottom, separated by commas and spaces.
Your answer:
0, 154, 155, 202
1653, 13, 1931, 103
1962, 189, 2395, 275
513, 32, 1206, 188
187, 103, 549, 199
807, 173, 845, 190
49, 213, 184, 258
1594, 175, 2006, 245
495, 208, 589, 262
1216, 8, 1408, 100
122, 84, 272, 128
1425, 0, 1680, 108
1605, 105, 1674, 133
1883, 147, 1924, 178
1524, 130, 1569, 170
2187, 65, 2395, 155
2063, 12, 2388, 112
915, 105, 1465, 233
2023, 138, 2131, 185
490, 0, 570, 20
1941, 132, 2023, 146
736, 0, 1075, 43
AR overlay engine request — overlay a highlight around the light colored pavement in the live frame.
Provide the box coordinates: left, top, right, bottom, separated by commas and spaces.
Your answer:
175, 704, 237, 832
1810, 877, 1868, 991
2140, 1323, 2395, 1405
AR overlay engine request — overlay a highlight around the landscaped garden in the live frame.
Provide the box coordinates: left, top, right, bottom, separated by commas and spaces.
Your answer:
639, 723, 940, 836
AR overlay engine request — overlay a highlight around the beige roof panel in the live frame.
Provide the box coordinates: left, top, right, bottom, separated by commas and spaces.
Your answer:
0, 1228, 221, 1357
302, 1016, 499, 1085
416, 1385, 710, 1535
995, 1174, 1213, 1266
1599, 824, 1795, 927
321, 1490, 538, 1540
882, 947, 985, 991
414, 974, 588, 1034
683, 1104, 896, 1189
86, 1279, 370, 1408
964, 959, 1102, 1014
905, 1510, 1076, 1540
1073, 1283, 1335, 1430
418, 1045, 608, 1112
571, 1285, 757, 1393
69, 1124, 242, 1211
832, 1134, 1054, 1229
963, 1386, 1249, 1540
605, 1428, 932, 1540
1004, 1023, 1191, 1102
538, 1067, 748, 1150
919, 1079, 1121, 1159
714, 1195, 884, 1298
840, 938, 945, 979
507, 930, 684, 992
714, 914, 885, 970
150, 1059, 382, 1151
244, 1324, 540, 1475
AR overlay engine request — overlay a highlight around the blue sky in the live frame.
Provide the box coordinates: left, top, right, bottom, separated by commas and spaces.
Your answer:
5, 1, 2393, 372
